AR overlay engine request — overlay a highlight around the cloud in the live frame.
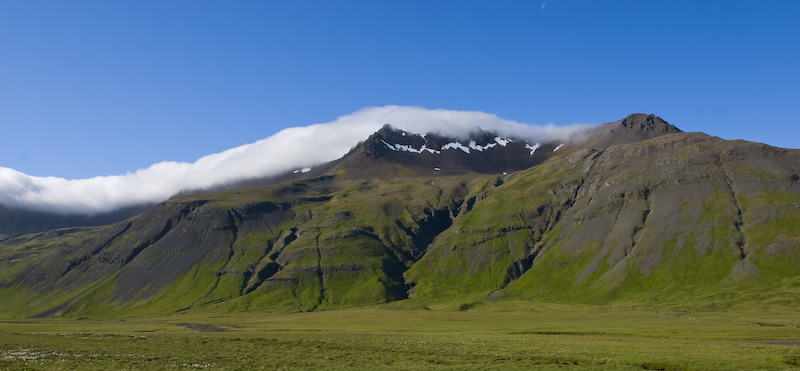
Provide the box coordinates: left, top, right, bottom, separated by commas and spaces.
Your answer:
0, 106, 596, 215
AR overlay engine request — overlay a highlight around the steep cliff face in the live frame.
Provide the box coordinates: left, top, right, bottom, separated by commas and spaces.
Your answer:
2, 114, 799, 317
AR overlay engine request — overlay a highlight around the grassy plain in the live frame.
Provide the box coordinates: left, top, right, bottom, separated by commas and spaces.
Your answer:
2, 301, 800, 370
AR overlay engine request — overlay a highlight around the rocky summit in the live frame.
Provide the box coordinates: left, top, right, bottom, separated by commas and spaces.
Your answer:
1, 114, 799, 317
329, 124, 567, 178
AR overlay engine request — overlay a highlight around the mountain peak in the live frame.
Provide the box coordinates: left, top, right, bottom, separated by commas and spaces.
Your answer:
576, 113, 683, 150
615, 113, 681, 134
333, 125, 564, 178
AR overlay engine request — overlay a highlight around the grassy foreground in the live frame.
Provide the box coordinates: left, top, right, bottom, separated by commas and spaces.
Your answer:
1, 302, 800, 370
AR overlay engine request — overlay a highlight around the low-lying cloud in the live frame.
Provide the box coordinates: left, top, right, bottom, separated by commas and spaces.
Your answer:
0, 106, 596, 215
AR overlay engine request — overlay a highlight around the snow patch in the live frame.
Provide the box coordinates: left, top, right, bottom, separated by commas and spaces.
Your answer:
434, 167, 440, 171
525, 143, 541, 155
468, 141, 497, 152
382, 139, 440, 154
442, 142, 471, 154
395, 144, 422, 153
293, 168, 312, 174
422, 145, 441, 154
494, 137, 512, 146
381, 139, 398, 151
553, 143, 565, 152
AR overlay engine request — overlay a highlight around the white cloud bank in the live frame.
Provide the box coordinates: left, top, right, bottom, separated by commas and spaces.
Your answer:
0, 106, 596, 214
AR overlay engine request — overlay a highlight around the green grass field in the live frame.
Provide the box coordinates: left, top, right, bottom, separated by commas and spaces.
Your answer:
2, 301, 800, 370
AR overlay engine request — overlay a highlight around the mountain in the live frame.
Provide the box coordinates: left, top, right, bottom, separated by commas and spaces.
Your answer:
578, 113, 682, 149
329, 124, 565, 177
0, 123, 562, 241
0, 204, 151, 242
1, 113, 799, 317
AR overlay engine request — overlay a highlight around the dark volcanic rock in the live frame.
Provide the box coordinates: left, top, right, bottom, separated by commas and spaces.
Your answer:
616, 113, 680, 133
332, 124, 563, 178
578, 113, 682, 150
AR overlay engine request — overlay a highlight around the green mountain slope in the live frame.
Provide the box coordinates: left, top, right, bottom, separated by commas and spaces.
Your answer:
1, 114, 799, 317
409, 132, 800, 309
0, 174, 497, 316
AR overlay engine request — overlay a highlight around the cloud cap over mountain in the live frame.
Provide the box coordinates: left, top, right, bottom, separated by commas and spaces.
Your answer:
0, 106, 596, 214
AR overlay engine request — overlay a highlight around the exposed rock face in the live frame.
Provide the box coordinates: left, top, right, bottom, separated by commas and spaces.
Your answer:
615, 113, 680, 133
575, 113, 682, 151
1, 114, 799, 316
333, 124, 564, 177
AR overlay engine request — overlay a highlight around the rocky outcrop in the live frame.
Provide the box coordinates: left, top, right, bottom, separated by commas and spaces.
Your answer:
333, 124, 564, 178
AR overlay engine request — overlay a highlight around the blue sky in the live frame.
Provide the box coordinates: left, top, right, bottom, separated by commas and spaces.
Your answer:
1, 0, 799, 179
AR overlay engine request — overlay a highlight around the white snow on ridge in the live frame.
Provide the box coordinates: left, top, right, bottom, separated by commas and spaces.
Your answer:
525, 143, 541, 155
468, 141, 496, 152
386, 134, 543, 157
553, 143, 565, 152
441, 142, 471, 154
292, 167, 312, 174
421, 145, 440, 154
395, 144, 423, 153
381, 139, 440, 154
381, 139, 398, 151
494, 137, 512, 146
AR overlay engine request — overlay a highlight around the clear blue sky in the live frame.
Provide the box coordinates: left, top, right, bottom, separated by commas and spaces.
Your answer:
2, 0, 798, 179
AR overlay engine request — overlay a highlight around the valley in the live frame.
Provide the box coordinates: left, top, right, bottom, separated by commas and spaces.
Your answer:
2, 303, 800, 370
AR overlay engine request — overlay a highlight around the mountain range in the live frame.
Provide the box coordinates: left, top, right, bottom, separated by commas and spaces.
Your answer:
1, 113, 799, 317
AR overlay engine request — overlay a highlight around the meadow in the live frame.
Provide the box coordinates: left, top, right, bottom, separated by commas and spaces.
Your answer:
1, 301, 800, 370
